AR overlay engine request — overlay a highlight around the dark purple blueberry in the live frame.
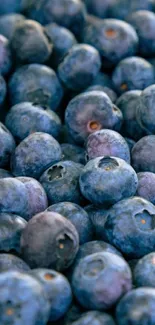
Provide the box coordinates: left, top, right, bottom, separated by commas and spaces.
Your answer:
0, 123, 15, 168
11, 132, 62, 179
61, 144, 86, 165
0, 254, 30, 272
133, 252, 155, 287
21, 211, 79, 271
132, 135, 155, 173
136, 172, 155, 204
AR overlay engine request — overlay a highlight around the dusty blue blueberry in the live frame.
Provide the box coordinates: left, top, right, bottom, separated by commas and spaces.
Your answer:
108, 0, 152, 20
127, 10, 155, 57
116, 90, 144, 140
58, 44, 101, 91
79, 156, 138, 206
104, 196, 155, 258
17, 177, 48, 221
84, 85, 117, 103
83, 0, 114, 18
83, 16, 138, 68
125, 138, 136, 152
5, 102, 62, 142
45, 23, 77, 68
136, 172, 155, 204
0, 35, 12, 76
0, 13, 25, 40
21, 211, 79, 271
61, 144, 86, 165
112, 57, 154, 94
0, 76, 6, 107
72, 252, 132, 310
0, 169, 13, 178
133, 252, 155, 287
40, 161, 83, 205
131, 135, 155, 173
0, 178, 28, 216
11, 19, 52, 64
65, 91, 123, 145
30, 268, 72, 321
0, 213, 27, 253
0, 271, 50, 325
136, 85, 155, 134
47, 202, 93, 244
0, 123, 15, 168
69, 311, 116, 325
0, 254, 30, 272
116, 288, 155, 325
9, 63, 64, 111
26, 0, 86, 38
0, 0, 27, 15
86, 129, 130, 163
11, 132, 62, 179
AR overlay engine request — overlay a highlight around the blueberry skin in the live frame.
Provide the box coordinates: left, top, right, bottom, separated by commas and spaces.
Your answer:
45, 23, 77, 68
112, 57, 154, 94
69, 311, 116, 325
0, 35, 12, 76
0, 213, 26, 253
72, 252, 132, 310
0, 178, 28, 216
83, 0, 114, 19
0, 254, 30, 272
108, 0, 152, 20
0, 169, 13, 178
26, 0, 86, 38
61, 144, 86, 165
0, 123, 15, 168
65, 91, 123, 145
104, 196, 155, 258
21, 211, 79, 271
40, 161, 83, 205
131, 135, 155, 173
84, 85, 117, 103
0, 0, 27, 15
79, 156, 138, 206
11, 132, 62, 179
91, 72, 114, 89
136, 172, 155, 204
0, 75, 7, 107
0, 13, 25, 40
58, 44, 101, 91
11, 19, 52, 64
86, 129, 130, 163
127, 10, 155, 57
136, 85, 155, 134
133, 252, 155, 287
9, 63, 64, 111
17, 177, 48, 221
5, 102, 62, 142
124, 138, 136, 152
0, 271, 50, 325
83, 16, 138, 68
30, 268, 72, 321
116, 287, 155, 325
47, 202, 93, 244
116, 90, 144, 140
85, 205, 112, 240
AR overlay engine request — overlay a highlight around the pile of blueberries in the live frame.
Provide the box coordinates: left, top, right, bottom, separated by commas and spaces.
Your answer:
2, 0, 155, 324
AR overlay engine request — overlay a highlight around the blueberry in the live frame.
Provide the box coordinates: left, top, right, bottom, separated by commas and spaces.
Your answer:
0, 75, 7, 107
0, 13, 25, 40
79, 156, 138, 206
0, 270, 50, 325
0, 169, 13, 178
21, 211, 79, 271
104, 196, 155, 258
61, 144, 86, 165
83, 0, 114, 19
133, 252, 155, 287
40, 161, 83, 205
17, 177, 48, 220
11, 19, 52, 64
85, 205, 112, 239
0, 35, 12, 76
63, 303, 84, 325
116, 287, 155, 325
108, 0, 152, 20
0, 1, 27, 15
83, 16, 138, 68
9, 63, 64, 111
45, 23, 77, 68
91, 71, 114, 89
86, 129, 130, 163
0, 178, 28, 216
26, 0, 86, 38
5, 102, 62, 142
69, 311, 116, 325
112, 57, 154, 94
11, 132, 62, 179
65, 91, 123, 145
127, 10, 155, 57
0, 123, 15, 168
116, 90, 144, 140
136, 85, 155, 134
136, 172, 155, 204
47, 202, 93, 244
58, 44, 101, 91
84, 85, 117, 103
132, 135, 155, 173
0, 213, 26, 253
124, 138, 136, 152
72, 252, 132, 310
30, 268, 72, 321
0, 254, 30, 272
